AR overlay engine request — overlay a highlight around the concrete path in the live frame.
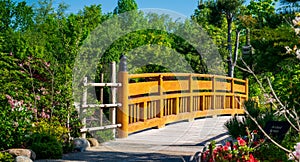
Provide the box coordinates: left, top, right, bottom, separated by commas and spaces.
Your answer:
37, 116, 235, 162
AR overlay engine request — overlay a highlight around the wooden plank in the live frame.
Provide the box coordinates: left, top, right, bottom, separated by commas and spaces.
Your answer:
128, 92, 247, 104
234, 84, 246, 93
226, 82, 232, 91
85, 82, 122, 87
194, 80, 212, 90
162, 80, 189, 92
128, 118, 164, 133
129, 81, 158, 96
234, 78, 246, 83
80, 124, 122, 132
215, 81, 227, 91
82, 103, 122, 108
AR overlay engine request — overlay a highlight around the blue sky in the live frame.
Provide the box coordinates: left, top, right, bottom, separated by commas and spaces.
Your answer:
16, 0, 199, 17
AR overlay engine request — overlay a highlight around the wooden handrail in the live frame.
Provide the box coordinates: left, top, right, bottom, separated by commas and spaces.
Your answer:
117, 72, 248, 138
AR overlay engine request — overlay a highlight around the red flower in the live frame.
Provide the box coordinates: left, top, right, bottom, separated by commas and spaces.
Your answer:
226, 141, 231, 146
249, 154, 258, 162
237, 137, 247, 146
223, 145, 229, 151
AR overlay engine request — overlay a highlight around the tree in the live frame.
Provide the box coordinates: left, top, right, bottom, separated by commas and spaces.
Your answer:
246, 0, 277, 28
113, 0, 138, 15
216, 0, 245, 77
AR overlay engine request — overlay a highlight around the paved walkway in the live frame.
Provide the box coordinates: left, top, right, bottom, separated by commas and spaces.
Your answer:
38, 116, 236, 162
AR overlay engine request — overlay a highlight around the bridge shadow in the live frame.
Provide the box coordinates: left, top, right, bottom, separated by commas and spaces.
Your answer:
58, 150, 191, 162
162, 132, 232, 148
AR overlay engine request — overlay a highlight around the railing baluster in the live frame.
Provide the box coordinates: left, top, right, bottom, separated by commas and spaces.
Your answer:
175, 97, 179, 115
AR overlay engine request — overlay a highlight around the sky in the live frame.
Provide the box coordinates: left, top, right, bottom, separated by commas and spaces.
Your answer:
17, 0, 199, 17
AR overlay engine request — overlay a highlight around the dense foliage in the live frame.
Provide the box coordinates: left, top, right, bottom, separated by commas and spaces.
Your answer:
1, 0, 300, 160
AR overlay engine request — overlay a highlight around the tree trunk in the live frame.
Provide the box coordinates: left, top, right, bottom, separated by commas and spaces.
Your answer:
227, 16, 233, 77
232, 30, 241, 78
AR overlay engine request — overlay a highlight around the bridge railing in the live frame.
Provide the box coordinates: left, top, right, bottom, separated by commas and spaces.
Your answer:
117, 68, 248, 138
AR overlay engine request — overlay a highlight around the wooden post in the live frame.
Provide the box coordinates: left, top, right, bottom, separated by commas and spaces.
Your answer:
212, 76, 216, 110
81, 77, 88, 138
231, 78, 235, 109
100, 73, 104, 126
157, 74, 165, 128
110, 62, 117, 137
117, 55, 129, 138
188, 74, 193, 112
212, 76, 217, 117
245, 79, 249, 100
188, 74, 194, 121
159, 75, 164, 118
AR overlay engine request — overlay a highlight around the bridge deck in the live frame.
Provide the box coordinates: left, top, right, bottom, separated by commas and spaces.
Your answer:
55, 116, 238, 161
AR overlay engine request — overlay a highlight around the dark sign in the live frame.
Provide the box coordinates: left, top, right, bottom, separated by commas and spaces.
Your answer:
264, 121, 290, 141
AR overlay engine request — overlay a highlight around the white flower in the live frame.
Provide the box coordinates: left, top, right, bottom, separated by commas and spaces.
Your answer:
285, 46, 292, 54
296, 49, 300, 60
295, 28, 300, 35
291, 142, 300, 160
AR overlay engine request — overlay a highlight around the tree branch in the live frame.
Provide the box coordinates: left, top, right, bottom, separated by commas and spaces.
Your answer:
236, 97, 293, 155
267, 78, 300, 132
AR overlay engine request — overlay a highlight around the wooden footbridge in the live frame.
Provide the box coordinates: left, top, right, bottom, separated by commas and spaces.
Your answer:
79, 56, 248, 139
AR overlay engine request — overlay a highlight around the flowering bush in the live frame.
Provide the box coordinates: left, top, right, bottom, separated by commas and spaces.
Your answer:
288, 142, 300, 161
201, 140, 258, 162
0, 52, 81, 152
201, 130, 262, 162
0, 95, 34, 150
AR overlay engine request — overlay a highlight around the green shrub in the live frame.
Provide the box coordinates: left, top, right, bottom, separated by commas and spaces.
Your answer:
0, 97, 33, 150
0, 152, 14, 162
62, 141, 74, 154
254, 143, 288, 161
31, 119, 69, 143
93, 129, 114, 143
29, 133, 63, 159
225, 100, 276, 138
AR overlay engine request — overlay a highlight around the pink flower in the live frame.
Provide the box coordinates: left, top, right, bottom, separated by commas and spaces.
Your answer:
9, 52, 13, 56
5, 94, 12, 100
32, 108, 37, 113
40, 110, 50, 119
36, 95, 40, 101
44, 62, 50, 67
